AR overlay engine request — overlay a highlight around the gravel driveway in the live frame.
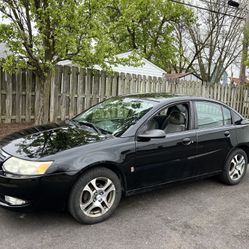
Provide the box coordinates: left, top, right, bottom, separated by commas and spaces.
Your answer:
0, 174, 249, 249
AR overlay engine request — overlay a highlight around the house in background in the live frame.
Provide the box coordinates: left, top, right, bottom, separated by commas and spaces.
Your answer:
59, 51, 167, 78
101, 52, 167, 78
220, 70, 229, 85
230, 77, 249, 86
0, 43, 10, 59
165, 72, 203, 83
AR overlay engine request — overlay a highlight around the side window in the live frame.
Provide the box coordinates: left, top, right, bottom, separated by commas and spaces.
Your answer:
195, 101, 223, 129
140, 103, 189, 134
222, 107, 232, 125
232, 111, 242, 124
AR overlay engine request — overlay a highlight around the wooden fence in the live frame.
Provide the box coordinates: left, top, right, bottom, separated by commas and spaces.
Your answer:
0, 65, 249, 123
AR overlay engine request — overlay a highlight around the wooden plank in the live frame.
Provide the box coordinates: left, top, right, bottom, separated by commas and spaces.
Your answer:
5, 72, 12, 123
111, 72, 119, 96
131, 74, 137, 94
77, 68, 86, 113
142, 75, 147, 93
25, 71, 32, 122
34, 75, 41, 124
124, 73, 131, 95
238, 86, 244, 114
99, 70, 106, 101
15, 70, 22, 123
117, 73, 124, 96
0, 68, 2, 122
85, 69, 93, 109
50, 66, 62, 122
69, 66, 78, 117
60, 66, 70, 120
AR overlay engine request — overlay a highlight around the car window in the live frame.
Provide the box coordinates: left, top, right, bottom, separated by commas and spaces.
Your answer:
74, 97, 156, 136
232, 111, 243, 124
195, 101, 223, 129
141, 103, 189, 134
222, 107, 232, 125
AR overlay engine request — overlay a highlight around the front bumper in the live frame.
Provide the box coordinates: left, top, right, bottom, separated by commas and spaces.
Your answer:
0, 170, 77, 209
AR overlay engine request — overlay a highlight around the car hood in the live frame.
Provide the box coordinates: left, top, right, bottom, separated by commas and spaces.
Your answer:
0, 122, 108, 160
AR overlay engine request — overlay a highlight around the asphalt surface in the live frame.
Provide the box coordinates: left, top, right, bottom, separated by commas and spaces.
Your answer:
1, 174, 249, 249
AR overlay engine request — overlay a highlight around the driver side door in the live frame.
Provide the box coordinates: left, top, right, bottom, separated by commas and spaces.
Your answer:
127, 101, 198, 190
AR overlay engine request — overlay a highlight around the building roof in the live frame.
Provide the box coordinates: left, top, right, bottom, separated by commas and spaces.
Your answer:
165, 72, 202, 80
96, 52, 167, 77
109, 52, 166, 77
59, 52, 167, 78
230, 77, 249, 85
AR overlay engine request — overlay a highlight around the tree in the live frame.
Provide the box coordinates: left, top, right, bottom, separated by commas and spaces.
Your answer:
0, 0, 127, 124
102, 0, 193, 72
171, 0, 247, 84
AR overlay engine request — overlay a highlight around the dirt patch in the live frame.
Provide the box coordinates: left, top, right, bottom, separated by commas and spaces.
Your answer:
0, 123, 34, 138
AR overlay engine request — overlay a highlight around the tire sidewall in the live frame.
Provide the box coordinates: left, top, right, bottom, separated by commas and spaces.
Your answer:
68, 167, 122, 224
224, 149, 248, 185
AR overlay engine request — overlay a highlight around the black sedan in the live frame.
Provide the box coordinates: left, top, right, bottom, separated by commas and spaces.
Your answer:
0, 94, 249, 224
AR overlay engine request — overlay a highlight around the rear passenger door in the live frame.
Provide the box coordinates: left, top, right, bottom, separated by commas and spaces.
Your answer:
194, 101, 237, 175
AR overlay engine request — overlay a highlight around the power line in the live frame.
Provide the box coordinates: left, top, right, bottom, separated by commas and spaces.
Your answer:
198, 0, 249, 13
169, 0, 245, 20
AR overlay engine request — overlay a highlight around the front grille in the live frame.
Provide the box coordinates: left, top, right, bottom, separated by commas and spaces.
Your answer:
0, 149, 9, 164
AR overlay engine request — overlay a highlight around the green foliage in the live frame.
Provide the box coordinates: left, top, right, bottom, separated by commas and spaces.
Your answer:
103, 0, 194, 71
0, 0, 193, 77
0, 0, 129, 77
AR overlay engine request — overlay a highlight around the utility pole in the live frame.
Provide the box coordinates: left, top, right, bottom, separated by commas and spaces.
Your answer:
228, 0, 249, 84
239, 13, 249, 83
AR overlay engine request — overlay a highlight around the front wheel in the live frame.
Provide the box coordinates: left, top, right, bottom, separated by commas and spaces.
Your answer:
68, 167, 122, 224
220, 149, 248, 185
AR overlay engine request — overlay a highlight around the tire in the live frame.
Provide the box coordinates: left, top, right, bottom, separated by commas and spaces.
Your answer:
68, 167, 122, 224
220, 149, 248, 185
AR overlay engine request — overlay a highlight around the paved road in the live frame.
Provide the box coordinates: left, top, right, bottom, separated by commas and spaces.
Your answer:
1, 174, 249, 249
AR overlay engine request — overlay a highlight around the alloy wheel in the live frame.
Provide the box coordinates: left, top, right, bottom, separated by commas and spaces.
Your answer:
229, 154, 246, 181
79, 177, 116, 218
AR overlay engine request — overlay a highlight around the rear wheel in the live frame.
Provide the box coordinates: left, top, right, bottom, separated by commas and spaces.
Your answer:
220, 149, 248, 185
68, 167, 122, 224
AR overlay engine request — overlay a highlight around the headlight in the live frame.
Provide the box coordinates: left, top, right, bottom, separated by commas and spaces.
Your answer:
2, 157, 53, 176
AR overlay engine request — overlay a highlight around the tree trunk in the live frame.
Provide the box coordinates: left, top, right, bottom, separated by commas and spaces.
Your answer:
35, 73, 52, 125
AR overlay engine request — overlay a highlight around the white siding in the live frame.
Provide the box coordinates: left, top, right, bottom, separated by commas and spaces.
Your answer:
0, 43, 10, 58
110, 52, 166, 77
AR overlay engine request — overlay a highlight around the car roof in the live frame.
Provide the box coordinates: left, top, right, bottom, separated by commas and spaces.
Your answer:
121, 93, 215, 104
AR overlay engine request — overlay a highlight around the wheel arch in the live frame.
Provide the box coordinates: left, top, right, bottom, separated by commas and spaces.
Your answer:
75, 162, 127, 193
236, 144, 249, 160
225, 144, 249, 166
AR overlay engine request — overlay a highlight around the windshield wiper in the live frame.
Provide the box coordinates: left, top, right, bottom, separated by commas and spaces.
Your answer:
78, 120, 102, 134
68, 119, 104, 135
66, 119, 113, 135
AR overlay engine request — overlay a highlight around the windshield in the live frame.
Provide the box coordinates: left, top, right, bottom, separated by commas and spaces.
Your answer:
73, 97, 156, 136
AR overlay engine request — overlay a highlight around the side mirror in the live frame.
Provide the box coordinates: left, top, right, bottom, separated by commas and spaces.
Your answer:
137, 129, 166, 141
235, 119, 249, 125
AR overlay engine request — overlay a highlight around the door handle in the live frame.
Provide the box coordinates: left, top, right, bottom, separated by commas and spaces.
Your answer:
224, 131, 230, 137
182, 137, 193, 146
